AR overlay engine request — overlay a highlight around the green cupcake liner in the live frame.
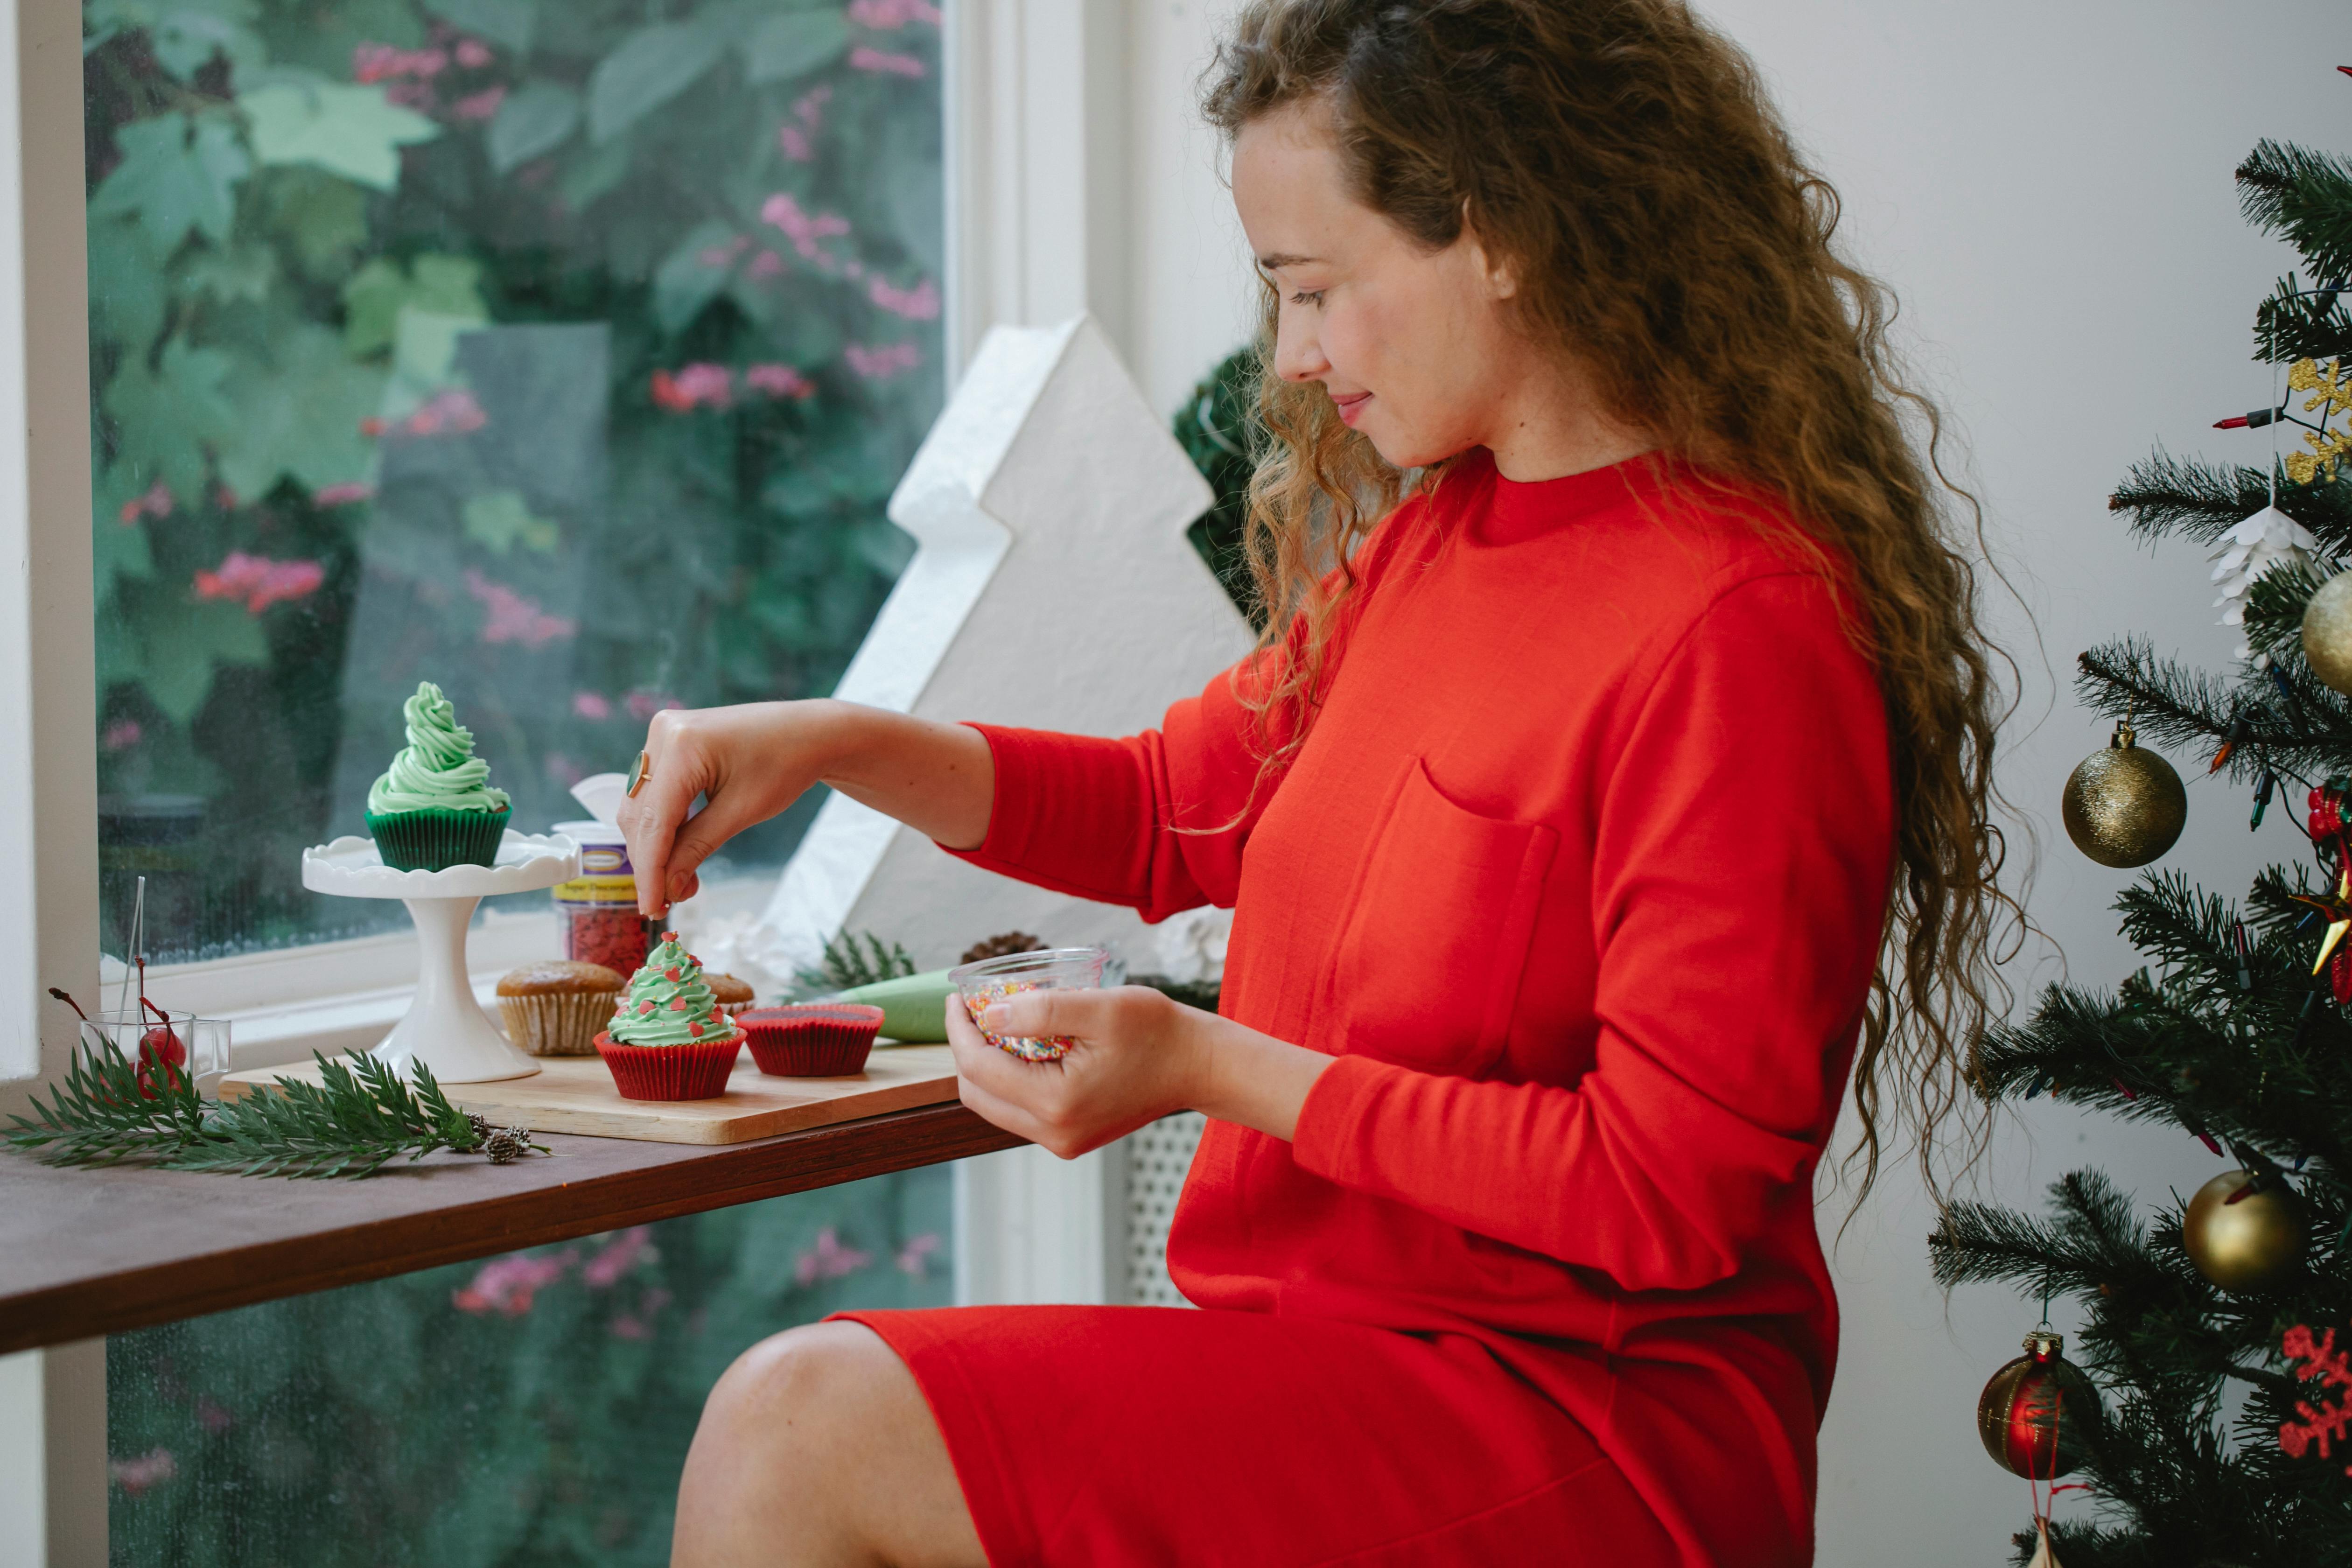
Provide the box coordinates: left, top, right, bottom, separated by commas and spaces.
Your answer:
366, 807, 511, 872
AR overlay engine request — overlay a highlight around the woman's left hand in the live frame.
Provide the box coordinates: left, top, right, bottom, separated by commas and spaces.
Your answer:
946, 986, 1212, 1159
946, 982, 1338, 1156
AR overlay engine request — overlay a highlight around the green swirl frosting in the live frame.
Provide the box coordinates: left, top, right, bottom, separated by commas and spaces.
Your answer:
367, 682, 511, 815
606, 932, 735, 1047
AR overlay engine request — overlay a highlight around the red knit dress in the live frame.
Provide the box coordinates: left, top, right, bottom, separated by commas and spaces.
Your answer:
840, 448, 1895, 1567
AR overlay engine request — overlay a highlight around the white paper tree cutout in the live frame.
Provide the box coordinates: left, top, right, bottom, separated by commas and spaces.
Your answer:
754, 314, 1253, 968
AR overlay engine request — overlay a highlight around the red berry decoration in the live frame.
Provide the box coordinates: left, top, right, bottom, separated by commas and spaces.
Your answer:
2279, 1323, 2352, 1477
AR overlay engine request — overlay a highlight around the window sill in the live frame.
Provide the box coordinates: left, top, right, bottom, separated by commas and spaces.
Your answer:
114, 878, 776, 1075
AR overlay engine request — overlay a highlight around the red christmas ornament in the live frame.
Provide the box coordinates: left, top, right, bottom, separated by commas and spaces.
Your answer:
1978, 1330, 2100, 1478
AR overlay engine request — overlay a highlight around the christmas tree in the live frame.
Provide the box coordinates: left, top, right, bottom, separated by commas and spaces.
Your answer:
1927, 94, 2352, 1566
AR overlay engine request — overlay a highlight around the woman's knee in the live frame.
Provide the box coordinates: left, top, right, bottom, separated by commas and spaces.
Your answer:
700, 1320, 894, 1454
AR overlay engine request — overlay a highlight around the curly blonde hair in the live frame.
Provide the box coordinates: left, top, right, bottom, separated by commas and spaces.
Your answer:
1203, 0, 2020, 1201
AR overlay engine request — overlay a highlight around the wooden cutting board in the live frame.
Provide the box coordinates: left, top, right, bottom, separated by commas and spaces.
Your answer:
217, 1045, 961, 1146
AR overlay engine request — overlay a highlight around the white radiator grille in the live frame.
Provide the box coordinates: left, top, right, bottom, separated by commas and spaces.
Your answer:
1124, 1112, 1206, 1306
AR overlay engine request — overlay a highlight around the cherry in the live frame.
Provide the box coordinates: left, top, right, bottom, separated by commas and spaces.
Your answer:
136, 1025, 186, 1100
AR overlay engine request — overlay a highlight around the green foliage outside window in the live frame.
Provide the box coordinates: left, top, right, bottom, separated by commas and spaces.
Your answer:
85, 0, 944, 961
109, 1170, 952, 1565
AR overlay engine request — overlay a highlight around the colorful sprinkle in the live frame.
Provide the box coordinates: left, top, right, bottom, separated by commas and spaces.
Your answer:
665, 966, 682, 982
670, 997, 687, 1011
689, 1021, 704, 1037
637, 1000, 654, 1015
960, 978, 1074, 1062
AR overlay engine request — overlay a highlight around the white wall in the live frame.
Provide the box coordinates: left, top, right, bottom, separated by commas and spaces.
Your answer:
1119, 0, 2352, 1558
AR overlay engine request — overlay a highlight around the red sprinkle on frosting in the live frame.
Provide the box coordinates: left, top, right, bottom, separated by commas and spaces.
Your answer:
665, 966, 681, 982
637, 1000, 654, 1015
689, 1021, 704, 1037
670, 998, 686, 1011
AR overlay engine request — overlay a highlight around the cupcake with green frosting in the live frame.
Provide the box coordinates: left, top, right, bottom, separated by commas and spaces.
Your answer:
364, 681, 512, 871
594, 931, 745, 1100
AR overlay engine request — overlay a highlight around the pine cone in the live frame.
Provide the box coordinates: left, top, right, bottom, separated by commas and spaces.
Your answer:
483, 1125, 534, 1165
961, 931, 1046, 965
465, 1111, 491, 1145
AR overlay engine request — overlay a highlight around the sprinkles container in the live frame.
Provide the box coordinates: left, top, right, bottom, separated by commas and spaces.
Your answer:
593, 1029, 743, 1100
552, 819, 652, 975
948, 946, 1109, 1062
739, 1004, 884, 1077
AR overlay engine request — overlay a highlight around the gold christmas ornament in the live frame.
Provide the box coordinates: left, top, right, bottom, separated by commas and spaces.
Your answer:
1977, 1329, 2099, 1478
2061, 720, 2187, 868
2302, 569, 2352, 696
2182, 1169, 2306, 1292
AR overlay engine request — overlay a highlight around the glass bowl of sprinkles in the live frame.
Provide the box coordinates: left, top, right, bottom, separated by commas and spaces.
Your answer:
948, 946, 1109, 1061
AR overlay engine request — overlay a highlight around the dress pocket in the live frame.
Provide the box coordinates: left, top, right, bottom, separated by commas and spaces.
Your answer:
1323, 758, 1557, 1074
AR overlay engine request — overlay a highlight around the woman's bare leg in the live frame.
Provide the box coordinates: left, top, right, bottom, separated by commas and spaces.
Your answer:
672, 1320, 986, 1568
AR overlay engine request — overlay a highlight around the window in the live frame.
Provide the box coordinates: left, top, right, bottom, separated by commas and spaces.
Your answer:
107, 1172, 952, 1563
80, 8, 962, 1551
85, 0, 945, 964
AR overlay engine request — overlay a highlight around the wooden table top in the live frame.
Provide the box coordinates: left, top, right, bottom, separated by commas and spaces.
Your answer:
0, 1103, 1023, 1355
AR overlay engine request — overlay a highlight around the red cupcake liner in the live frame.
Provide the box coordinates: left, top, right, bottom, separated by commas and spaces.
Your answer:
738, 1005, 882, 1077
593, 1030, 743, 1100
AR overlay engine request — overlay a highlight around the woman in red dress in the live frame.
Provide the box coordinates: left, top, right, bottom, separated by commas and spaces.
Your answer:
627, 1, 2011, 1562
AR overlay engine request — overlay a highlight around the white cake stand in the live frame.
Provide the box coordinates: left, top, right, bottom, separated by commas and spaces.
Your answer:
301, 831, 582, 1084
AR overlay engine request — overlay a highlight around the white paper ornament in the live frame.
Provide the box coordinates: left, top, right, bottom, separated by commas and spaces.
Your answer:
2027, 1518, 2061, 1568
2209, 504, 2318, 658
757, 315, 1252, 968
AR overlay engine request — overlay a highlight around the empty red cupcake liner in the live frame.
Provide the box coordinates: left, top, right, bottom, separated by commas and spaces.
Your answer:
593, 1030, 743, 1100
738, 1005, 882, 1077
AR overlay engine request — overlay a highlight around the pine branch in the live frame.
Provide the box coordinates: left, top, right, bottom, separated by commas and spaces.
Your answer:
2239, 139, 2352, 285
2107, 451, 2352, 556
1931, 1171, 2164, 1301
2075, 640, 2240, 756
2254, 273, 2352, 364
2077, 639, 2352, 782
1979, 949, 2352, 1182
791, 929, 916, 997
3, 1039, 208, 1168
4, 1041, 544, 1179
169, 1054, 491, 1179
2242, 557, 2329, 666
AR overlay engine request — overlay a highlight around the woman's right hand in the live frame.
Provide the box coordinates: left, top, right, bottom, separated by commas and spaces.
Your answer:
615, 700, 995, 916
616, 701, 826, 915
